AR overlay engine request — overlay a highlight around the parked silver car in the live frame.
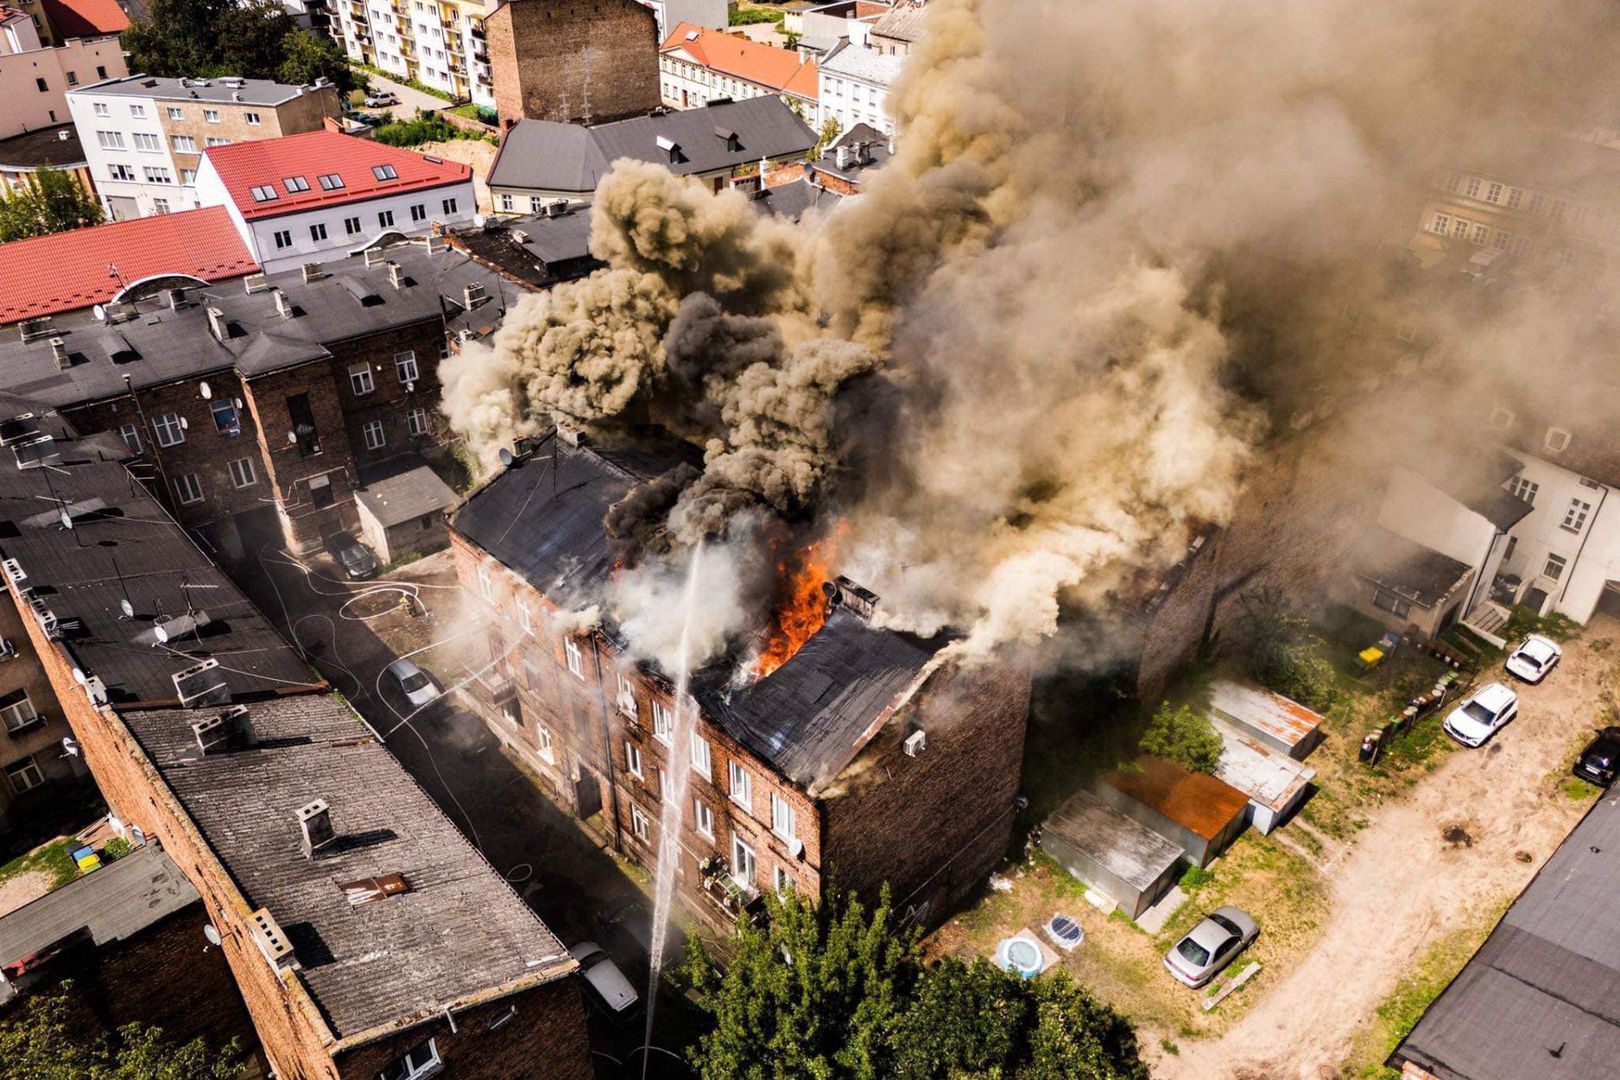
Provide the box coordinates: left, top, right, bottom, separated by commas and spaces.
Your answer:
385, 658, 438, 708
1164, 906, 1259, 988
569, 941, 639, 1015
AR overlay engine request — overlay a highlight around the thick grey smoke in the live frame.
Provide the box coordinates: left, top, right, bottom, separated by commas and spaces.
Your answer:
442, 0, 1620, 666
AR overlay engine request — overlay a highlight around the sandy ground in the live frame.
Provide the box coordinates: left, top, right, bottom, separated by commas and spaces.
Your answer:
417, 139, 497, 214
1154, 623, 1618, 1079
0, 870, 51, 917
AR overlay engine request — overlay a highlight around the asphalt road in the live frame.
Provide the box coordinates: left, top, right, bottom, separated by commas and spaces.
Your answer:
233, 545, 700, 1077
354, 69, 454, 116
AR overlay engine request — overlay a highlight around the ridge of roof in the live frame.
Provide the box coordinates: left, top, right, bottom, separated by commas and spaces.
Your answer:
660, 22, 819, 99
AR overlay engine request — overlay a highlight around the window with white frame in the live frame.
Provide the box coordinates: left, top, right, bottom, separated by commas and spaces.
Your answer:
245, 111, 261, 125
406, 407, 429, 437
93, 102, 109, 117
410, 203, 427, 223
1430, 212, 1450, 235
152, 412, 185, 447
652, 701, 673, 743
771, 792, 795, 840
0, 690, 39, 732
395, 350, 419, 383
1545, 553, 1568, 581
204, 137, 229, 147
119, 423, 142, 454
499, 192, 513, 212
173, 473, 204, 504
774, 865, 793, 893
108, 163, 135, 181
626, 740, 643, 779
379, 1038, 440, 1080
95, 130, 123, 149
284, 175, 310, 193
1486, 181, 1503, 203
132, 132, 160, 152
167, 106, 182, 120
344, 215, 362, 235
172, 134, 197, 152
564, 638, 584, 678
310, 222, 328, 242
350, 364, 375, 395
229, 458, 257, 488
689, 732, 711, 779
632, 806, 651, 842
378, 209, 396, 229
4, 757, 44, 794
363, 420, 386, 450
1509, 476, 1538, 504
249, 184, 278, 202
210, 399, 240, 435
616, 674, 636, 717
1471, 223, 1489, 245
1563, 498, 1592, 533
152, 198, 170, 214
728, 761, 751, 810
536, 723, 554, 763
142, 166, 172, 184
731, 835, 756, 889
204, 109, 220, 123
694, 798, 714, 839
272, 229, 292, 249
1371, 587, 1411, 619
442, 197, 458, 215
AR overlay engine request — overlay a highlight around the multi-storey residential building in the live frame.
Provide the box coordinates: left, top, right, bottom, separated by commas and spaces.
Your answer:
449, 431, 1031, 931
658, 23, 819, 113
332, 0, 498, 110
0, 427, 592, 1080
67, 75, 341, 222
486, 0, 661, 126
32, 0, 130, 46
194, 130, 477, 272
488, 95, 815, 210
0, 232, 516, 556
0, 19, 122, 138
817, 37, 903, 136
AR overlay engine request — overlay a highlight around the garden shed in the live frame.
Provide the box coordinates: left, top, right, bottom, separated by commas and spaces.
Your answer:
1099, 756, 1249, 868
1041, 790, 1182, 921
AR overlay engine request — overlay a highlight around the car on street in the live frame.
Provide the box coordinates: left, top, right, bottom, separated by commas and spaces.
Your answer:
1506, 634, 1563, 684
1443, 681, 1519, 747
385, 658, 438, 708
1575, 726, 1620, 786
569, 941, 639, 1015
1164, 906, 1259, 988
362, 91, 398, 107
334, 536, 381, 580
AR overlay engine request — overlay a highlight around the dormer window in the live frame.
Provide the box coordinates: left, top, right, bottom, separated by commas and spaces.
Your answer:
1488, 406, 1515, 430
318, 173, 345, 190
372, 164, 398, 181
1545, 427, 1572, 453
249, 184, 278, 202
283, 175, 310, 193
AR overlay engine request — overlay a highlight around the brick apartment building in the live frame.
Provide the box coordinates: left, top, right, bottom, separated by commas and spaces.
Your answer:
449, 430, 1031, 930
0, 235, 521, 558
0, 425, 591, 1079
486, 0, 662, 127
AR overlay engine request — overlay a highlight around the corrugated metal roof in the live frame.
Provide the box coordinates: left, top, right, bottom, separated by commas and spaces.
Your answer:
1044, 789, 1182, 892
1103, 756, 1250, 842
1207, 679, 1324, 754
1210, 720, 1314, 812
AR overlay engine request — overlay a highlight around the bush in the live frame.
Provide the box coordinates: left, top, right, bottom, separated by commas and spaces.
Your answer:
1140, 702, 1223, 773
730, 7, 784, 24
372, 111, 490, 147
1239, 588, 1338, 711
102, 837, 133, 862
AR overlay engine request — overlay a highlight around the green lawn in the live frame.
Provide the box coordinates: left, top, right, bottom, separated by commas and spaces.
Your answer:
0, 838, 78, 892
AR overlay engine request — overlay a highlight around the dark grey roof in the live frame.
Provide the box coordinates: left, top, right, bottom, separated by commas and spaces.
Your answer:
488, 98, 816, 194
451, 431, 701, 607
0, 242, 515, 408
1351, 527, 1473, 607
119, 694, 574, 1040
354, 460, 458, 528
1415, 450, 1533, 531
79, 75, 319, 106
869, 0, 927, 42
448, 212, 603, 292
812, 122, 893, 183
753, 177, 843, 220
701, 608, 942, 787
0, 124, 87, 171
0, 437, 322, 705
0, 845, 198, 967
1393, 789, 1620, 1080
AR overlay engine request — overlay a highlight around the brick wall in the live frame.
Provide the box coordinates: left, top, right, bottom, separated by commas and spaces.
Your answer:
325, 320, 449, 471
820, 661, 1030, 927
0, 589, 89, 834
488, 0, 661, 126
238, 361, 362, 552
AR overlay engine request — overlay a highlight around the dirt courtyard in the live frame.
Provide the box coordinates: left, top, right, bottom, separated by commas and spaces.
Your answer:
1151, 621, 1619, 1079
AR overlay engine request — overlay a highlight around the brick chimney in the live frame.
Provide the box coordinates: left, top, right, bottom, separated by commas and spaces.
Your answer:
298, 799, 336, 857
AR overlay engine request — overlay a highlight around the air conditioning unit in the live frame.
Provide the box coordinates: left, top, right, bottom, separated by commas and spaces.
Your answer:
903, 730, 926, 757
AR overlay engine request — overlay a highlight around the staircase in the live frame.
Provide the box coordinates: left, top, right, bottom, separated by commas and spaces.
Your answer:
1459, 599, 1510, 648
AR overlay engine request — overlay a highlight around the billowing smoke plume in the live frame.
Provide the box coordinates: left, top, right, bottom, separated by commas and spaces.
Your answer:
443, 0, 1620, 668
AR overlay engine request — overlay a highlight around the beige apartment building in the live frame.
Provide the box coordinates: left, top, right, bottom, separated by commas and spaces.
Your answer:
0, 19, 124, 138
67, 74, 340, 219
332, 0, 498, 111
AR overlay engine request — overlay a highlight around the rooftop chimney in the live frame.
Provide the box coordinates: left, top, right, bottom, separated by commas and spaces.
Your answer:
301, 261, 326, 283
243, 272, 270, 294
823, 575, 878, 621
205, 305, 228, 341
249, 908, 298, 971
386, 261, 404, 290
48, 337, 70, 371
363, 247, 387, 267
462, 281, 486, 309
167, 286, 191, 310
298, 799, 335, 857
191, 704, 253, 755
272, 288, 293, 318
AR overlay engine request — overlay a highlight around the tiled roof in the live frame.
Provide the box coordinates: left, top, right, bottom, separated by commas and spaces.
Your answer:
661, 22, 820, 100
38, 0, 128, 36
0, 207, 257, 324
203, 131, 472, 222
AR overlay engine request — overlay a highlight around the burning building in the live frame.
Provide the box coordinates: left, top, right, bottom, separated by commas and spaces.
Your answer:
449, 429, 1031, 929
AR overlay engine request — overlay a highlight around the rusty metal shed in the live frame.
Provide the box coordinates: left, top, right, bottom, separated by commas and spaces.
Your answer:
1206, 678, 1325, 761
1210, 720, 1316, 835
1100, 756, 1249, 868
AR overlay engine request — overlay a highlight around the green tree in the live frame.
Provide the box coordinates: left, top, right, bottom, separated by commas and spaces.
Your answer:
0, 168, 104, 242
1238, 588, 1338, 711
1139, 701, 1223, 773
812, 117, 842, 157
683, 890, 1147, 1080
122, 0, 227, 80
0, 983, 243, 1079
277, 30, 356, 93
123, 0, 355, 93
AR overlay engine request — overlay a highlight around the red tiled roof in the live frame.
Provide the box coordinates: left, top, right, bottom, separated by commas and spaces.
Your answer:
660, 23, 819, 102
203, 131, 473, 222
38, 0, 128, 38
0, 207, 257, 324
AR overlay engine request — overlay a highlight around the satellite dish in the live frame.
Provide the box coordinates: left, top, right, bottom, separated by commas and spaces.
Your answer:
287, 430, 298, 444
92, 304, 107, 321
203, 924, 222, 946
404, 381, 415, 394
70, 666, 87, 685
59, 510, 73, 530
120, 599, 134, 619
61, 736, 80, 757
472, 213, 486, 228
153, 624, 170, 644
199, 381, 212, 399
498, 447, 515, 468
179, 416, 189, 430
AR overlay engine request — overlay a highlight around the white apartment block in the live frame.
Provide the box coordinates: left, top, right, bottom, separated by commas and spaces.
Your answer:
68, 75, 340, 221
331, 0, 496, 111
817, 40, 902, 137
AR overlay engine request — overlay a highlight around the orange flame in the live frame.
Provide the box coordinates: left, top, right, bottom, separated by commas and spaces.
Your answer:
753, 529, 842, 678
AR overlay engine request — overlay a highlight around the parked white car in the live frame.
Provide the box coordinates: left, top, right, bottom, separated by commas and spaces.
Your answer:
385, 658, 438, 708
1164, 906, 1259, 988
1505, 635, 1562, 684
1443, 681, 1519, 747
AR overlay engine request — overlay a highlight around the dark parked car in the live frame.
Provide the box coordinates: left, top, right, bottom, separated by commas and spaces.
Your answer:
334, 537, 380, 580
1575, 726, 1620, 787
